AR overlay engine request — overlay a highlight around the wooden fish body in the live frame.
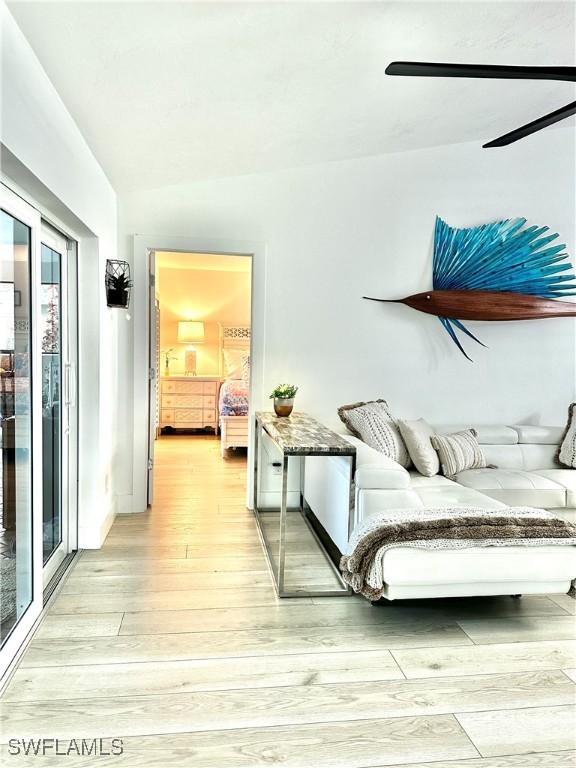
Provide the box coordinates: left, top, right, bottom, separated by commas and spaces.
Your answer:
368, 290, 576, 321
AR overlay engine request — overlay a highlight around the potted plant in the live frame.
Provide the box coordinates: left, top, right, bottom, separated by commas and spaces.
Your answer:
106, 271, 133, 308
162, 348, 178, 377
270, 383, 298, 417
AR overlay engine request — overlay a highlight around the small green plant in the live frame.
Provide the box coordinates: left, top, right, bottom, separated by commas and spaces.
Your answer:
270, 383, 298, 399
162, 347, 178, 367
106, 273, 133, 291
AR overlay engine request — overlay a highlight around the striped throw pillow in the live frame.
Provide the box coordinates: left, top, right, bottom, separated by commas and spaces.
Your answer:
558, 403, 576, 468
430, 429, 486, 477
337, 399, 411, 468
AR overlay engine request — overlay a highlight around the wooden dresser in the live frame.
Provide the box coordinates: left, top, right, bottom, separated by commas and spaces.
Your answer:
160, 376, 220, 432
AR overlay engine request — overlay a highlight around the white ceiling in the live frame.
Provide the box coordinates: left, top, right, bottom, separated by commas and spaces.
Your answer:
7, 1, 576, 191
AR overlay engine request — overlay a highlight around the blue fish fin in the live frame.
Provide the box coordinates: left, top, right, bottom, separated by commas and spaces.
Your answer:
450, 318, 488, 349
432, 215, 576, 297
438, 317, 474, 362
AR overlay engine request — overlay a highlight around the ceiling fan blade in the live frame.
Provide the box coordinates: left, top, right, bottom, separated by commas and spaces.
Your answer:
386, 62, 576, 82
483, 100, 576, 147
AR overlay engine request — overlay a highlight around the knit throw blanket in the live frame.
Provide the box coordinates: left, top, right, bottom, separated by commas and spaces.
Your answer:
340, 506, 576, 600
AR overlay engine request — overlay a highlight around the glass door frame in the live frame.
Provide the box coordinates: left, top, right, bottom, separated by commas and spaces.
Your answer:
0, 186, 43, 682
40, 223, 78, 586
0, 185, 78, 684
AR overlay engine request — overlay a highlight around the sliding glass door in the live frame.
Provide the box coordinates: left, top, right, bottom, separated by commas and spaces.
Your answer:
40, 225, 76, 584
0, 185, 77, 681
0, 189, 41, 676
0, 206, 34, 653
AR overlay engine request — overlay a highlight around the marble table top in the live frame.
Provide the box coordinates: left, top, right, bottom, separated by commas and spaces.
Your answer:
256, 411, 356, 455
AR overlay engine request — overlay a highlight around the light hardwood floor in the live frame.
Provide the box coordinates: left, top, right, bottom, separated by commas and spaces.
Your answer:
1, 434, 575, 767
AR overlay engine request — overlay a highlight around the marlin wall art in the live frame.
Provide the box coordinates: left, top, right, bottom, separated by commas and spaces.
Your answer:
364, 216, 576, 361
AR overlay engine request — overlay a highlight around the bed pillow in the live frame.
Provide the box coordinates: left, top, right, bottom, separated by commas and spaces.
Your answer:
398, 418, 439, 477
558, 403, 576, 468
223, 348, 249, 378
337, 399, 411, 468
430, 429, 486, 477
222, 347, 250, 379
241, 354, 250, 383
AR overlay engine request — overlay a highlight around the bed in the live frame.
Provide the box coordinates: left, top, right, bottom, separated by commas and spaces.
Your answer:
218, 325, 250, 457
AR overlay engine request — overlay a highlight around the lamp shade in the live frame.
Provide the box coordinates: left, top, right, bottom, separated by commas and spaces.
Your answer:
177, 320, 205, 344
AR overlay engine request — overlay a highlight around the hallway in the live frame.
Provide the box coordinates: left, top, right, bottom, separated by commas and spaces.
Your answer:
1, 435, 575, 766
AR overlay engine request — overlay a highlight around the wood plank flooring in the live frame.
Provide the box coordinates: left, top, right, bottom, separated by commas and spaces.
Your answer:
1, 434, 575, 767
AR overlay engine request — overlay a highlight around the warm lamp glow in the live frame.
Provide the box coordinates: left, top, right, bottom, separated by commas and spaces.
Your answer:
177, 320, 205, 344
177, 320, 204, 376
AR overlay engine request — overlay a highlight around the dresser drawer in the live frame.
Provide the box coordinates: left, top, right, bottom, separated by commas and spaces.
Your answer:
178, 381, 204, 394
203, 396, 216, 409
162, 394, 204, 408
161, 409, 174, 423
203, 409, 216, 424
174, 408, 203, 423
203, 381, 218, 395
161, 380, 205, 394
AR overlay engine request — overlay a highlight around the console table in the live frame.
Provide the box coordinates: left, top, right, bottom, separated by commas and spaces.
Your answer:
253, 411, 356, 598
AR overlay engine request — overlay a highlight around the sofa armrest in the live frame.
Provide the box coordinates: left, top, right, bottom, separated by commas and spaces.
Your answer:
342, 434, 411, 490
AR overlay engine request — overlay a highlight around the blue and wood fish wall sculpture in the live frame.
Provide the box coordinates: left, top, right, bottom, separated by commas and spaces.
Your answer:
364, 216, 576, 360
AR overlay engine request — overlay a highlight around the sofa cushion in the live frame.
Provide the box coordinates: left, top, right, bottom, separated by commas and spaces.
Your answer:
355, 463, 411, 490
534, 470, 576, 507
454, 468, 567, 508
382, 545, 576, 586
512, 424, 564, 445
340, 435, 411, 491
481, 445, 524, 470
436, 424, 518, 445
415, 483, 506, 510
519, 444, 562, 471
408, 472, 457, 488
398, 418, 439, 477
478, 444, 560, 471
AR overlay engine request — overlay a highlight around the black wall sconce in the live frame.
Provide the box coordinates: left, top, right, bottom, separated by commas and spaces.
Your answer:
105, 259, 132, 309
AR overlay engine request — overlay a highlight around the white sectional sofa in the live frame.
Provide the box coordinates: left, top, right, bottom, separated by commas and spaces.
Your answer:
304, 424, 576, 600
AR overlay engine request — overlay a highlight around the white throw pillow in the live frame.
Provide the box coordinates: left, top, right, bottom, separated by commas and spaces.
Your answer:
398, 418, 439, 477
223, 348, 249, 378
430, 429, 487, 477
558, 403, 576, 468
337, 399, 411, 468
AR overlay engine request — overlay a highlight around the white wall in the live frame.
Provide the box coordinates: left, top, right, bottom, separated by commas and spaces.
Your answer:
121, 128, 576, 499
1, 5, 121, 545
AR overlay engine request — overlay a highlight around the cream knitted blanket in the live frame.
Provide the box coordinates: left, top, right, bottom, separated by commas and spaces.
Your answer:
340, 506, 576, 600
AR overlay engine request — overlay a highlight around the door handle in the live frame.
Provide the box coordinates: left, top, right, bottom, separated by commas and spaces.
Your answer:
64, 362, 76, 408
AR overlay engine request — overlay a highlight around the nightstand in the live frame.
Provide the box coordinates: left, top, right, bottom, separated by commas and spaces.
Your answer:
160, 376, 221, 432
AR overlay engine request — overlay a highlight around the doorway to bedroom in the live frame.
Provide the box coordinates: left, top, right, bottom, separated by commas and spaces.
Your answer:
148, 251, 252, 506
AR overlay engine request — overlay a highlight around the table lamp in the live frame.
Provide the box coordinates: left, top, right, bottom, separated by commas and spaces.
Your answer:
177, 320, 205, 376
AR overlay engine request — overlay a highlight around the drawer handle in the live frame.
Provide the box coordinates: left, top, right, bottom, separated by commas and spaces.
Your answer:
272, 462, 282, 467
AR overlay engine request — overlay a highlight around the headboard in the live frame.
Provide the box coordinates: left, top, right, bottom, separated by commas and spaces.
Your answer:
218, 324, 251, 378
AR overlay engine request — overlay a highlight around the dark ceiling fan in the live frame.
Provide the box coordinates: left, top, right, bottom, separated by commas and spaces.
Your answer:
385, 62, 576, 147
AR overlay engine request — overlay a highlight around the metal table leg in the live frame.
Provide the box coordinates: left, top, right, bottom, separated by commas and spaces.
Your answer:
277, 453, 289, 594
